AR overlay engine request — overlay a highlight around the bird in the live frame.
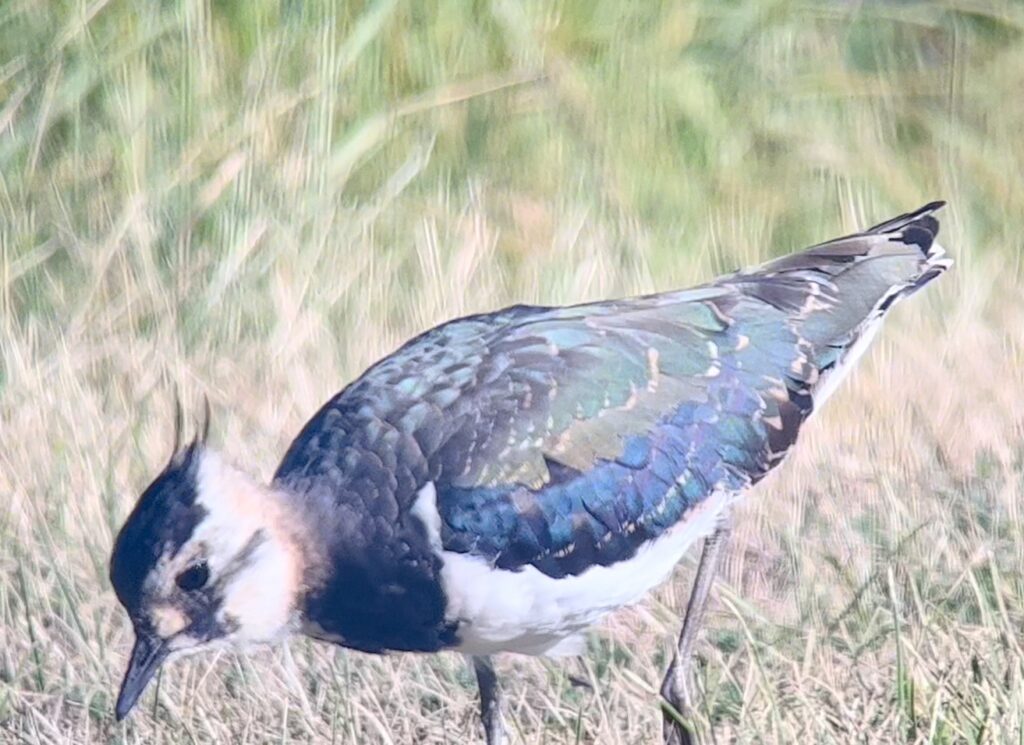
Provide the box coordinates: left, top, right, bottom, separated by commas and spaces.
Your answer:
109, 202, 950, 744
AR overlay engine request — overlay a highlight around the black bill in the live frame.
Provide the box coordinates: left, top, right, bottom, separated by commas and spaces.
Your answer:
115, 632, 169, 720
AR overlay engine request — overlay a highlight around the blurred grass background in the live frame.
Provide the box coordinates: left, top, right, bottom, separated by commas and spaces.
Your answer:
3, 0, 1024, 742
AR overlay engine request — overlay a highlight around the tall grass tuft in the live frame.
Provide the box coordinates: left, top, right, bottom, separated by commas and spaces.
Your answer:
3, 1, 1024, 742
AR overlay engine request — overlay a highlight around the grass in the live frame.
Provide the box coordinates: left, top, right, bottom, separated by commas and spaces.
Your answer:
2, 0, 1024, 742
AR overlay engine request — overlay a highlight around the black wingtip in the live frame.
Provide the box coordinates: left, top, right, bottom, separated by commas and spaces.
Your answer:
901, 220, 938, 253
865, 200, 946, 257
915, 199, 946, 214
866, 200, 946, 235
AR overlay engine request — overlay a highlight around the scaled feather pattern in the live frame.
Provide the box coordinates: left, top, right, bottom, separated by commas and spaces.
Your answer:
272, 203, 948, 650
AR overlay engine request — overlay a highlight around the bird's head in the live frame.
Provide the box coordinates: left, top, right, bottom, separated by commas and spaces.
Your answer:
109, 430, 308, 720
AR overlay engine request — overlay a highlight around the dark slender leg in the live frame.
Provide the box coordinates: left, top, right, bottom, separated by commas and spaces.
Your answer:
661, 521, 732, 745
472, 655, 504, 745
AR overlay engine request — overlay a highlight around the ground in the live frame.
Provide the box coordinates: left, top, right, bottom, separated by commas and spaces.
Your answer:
2, 1, 1024, 743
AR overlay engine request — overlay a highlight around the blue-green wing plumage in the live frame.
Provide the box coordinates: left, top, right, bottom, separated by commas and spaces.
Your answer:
431, 289, 812, 578
275, 203, 949, 584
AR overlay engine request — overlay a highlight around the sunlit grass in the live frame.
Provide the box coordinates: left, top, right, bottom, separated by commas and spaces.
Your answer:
3, 0, 1024, 742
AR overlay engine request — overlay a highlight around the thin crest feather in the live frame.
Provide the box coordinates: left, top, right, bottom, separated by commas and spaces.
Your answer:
169, 390, 211, 463
199, 394, 211, 446
171, 388, 184, 456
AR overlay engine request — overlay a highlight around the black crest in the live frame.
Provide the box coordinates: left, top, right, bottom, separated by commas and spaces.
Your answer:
109, 398, 213, 614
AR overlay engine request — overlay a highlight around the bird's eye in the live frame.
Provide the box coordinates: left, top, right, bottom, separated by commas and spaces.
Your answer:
175, 562, 210, 592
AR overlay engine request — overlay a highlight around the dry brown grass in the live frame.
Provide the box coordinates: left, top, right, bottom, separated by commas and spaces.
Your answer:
4, 1, 1024, 743
4, 204, 1024, 743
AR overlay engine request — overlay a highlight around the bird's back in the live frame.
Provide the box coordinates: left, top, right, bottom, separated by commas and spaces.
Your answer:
273, 203, 949, 654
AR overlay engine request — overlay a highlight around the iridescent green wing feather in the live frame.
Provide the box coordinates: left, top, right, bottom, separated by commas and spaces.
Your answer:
275, 203, 949, 582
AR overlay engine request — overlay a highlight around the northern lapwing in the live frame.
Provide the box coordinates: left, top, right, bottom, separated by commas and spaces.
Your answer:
110, 203, 951, 744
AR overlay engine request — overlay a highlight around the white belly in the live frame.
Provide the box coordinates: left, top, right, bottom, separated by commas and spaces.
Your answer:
411, 484, 732, 656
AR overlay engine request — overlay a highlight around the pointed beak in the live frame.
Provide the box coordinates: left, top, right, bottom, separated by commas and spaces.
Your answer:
115, 632, 169, 720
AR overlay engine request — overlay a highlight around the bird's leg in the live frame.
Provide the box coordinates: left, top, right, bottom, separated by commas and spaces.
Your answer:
661, 520, 732, 745
472, 655, 505, 745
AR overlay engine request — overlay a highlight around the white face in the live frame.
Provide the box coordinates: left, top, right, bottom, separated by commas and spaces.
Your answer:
187, 449, 305, 647
134, 450, 305, 656
113, 446, 310, 720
